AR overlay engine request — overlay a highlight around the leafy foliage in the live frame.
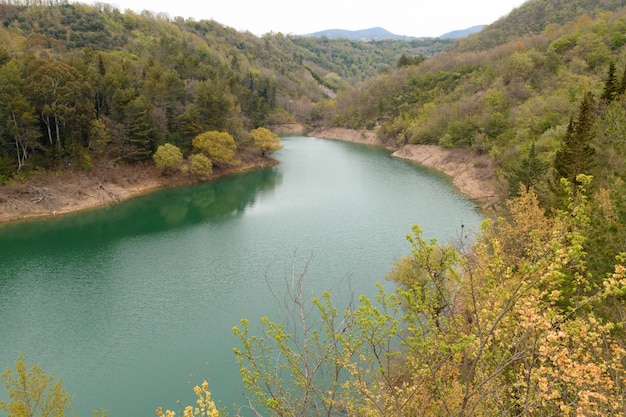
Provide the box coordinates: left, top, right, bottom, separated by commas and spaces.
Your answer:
0, 354, 74, 417
0, 0, 446, 176
250, 127, 282, 155
192, 131, 238, 165
233, 184, 626, 417
188, 153, 213, 178
153, 143, 184, 172
156, 380, 219, 417
553, 92, 597, 188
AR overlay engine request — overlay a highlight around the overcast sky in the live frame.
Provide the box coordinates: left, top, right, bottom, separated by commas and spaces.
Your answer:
105, 0, 528, 38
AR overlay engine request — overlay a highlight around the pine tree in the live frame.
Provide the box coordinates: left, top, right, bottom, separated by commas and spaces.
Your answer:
602, 62, 619, 102
553, 92, 596, 188
619, 61, 626, 96
125, 95, 153, 160
507, 141, 548, 194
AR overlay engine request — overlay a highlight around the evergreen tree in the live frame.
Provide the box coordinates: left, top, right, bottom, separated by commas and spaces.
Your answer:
601, 61, 619, 102
553, 92, 597, 188
125, 95, 153, 160
619, 61, 626, 96
507, 141, 548, 194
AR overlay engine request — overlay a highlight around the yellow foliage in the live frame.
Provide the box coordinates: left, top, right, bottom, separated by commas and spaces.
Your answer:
0, 354, 74, 417
156, 380, 219, 417
192, 131, 238, 164
153, 143, 184, 171
188, 153, 213, 179
250, 127, 282, 155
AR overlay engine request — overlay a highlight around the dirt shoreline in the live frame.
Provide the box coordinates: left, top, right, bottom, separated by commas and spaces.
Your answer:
309, 127, 499, 208
0, 148, 278, 224
0, 126, 499, 224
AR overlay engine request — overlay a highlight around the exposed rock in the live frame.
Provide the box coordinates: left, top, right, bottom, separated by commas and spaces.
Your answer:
309, 128, 500, 208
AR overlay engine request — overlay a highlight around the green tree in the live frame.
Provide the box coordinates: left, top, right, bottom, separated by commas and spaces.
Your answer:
232, 260, 403, 417
553, 92, 596, 191
396, 53, 424, 68
250, 127, 282, 155
0, 60, 41, 171
0, 355, 74, 417
124, 95, 154, 161
153, 143, 183, 172
192, 131, 238, 165
87, 118, 111, 158
195, 80, 237, 132
601, 61, 619, 102
188, 153, 213, 178
233, 183, 626, 417
506, 141, 549, 194
25, 59, 93, 151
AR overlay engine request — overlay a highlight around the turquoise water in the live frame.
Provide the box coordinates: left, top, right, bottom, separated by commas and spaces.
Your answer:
0, 136, 483, 416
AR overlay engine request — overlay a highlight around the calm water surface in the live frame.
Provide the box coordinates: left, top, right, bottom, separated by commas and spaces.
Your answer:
0, 136, 483, 416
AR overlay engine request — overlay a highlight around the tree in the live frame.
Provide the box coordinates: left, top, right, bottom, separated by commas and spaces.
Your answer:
188, 153, 213, 178
156, 380, 219, 417
506, 141, 548, 194
0, 354, 74, 417
553, 92, 596, 191
25, 59, 93, 151
232, 183, 626, 417
396, 53, 424, 68
124, 95, 154, 160
232, 258, 401, 417
0, 60, 41, 171
195, 80, 237, 132
87, 118, 111, 158
153, 143, 183, 172
250, 127, 282, 155
192, 131, 238, 165
601, 61, 619, 102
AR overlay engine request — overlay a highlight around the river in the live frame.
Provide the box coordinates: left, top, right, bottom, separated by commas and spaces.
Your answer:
0, 136, 483, 416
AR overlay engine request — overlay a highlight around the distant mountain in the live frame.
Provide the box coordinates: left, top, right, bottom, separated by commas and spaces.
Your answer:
439, 25, 485, 39
303, 27, 414, 41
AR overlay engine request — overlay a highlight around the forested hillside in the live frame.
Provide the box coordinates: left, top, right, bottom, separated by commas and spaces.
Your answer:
459, 0, 626, 51
0, 0, 449, 180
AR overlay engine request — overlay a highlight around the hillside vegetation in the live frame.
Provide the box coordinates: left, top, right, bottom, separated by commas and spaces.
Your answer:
324, 0, 626, 277
2, 0, 626, 415
0, 0, 450, 181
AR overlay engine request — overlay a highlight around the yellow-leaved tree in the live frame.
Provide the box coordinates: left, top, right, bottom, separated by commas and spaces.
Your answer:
192, 131, 238, 165
156, 380, 219, 417
231, 176, 626, 417
153, 143, 184, 173
250, 127, 282, 155
0, 354, 76, 417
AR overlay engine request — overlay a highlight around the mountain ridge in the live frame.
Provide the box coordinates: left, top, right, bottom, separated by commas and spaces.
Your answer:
303, 27, 415, 41
304, 25, 486, 41
439, 25, 485, 39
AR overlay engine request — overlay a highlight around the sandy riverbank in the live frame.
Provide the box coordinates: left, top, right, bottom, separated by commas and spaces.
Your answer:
0, 147, 277, 224
309, 127, 500, 208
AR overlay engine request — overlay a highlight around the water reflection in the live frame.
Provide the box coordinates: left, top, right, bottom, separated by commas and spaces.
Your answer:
0, 166, 282, 255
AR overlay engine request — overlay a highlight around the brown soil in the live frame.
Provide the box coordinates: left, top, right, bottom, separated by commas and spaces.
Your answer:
393, 145, 499, 208
0, 147, 277, 224
309, 127, 500, 208
271, 123, 306, 134
309, 127, 385, 147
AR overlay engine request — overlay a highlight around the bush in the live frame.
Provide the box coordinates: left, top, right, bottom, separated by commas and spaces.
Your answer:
250, 127, 282, 155
188, 153, 212, 178
192, 131, 237, 164
153, 143, 183, 172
